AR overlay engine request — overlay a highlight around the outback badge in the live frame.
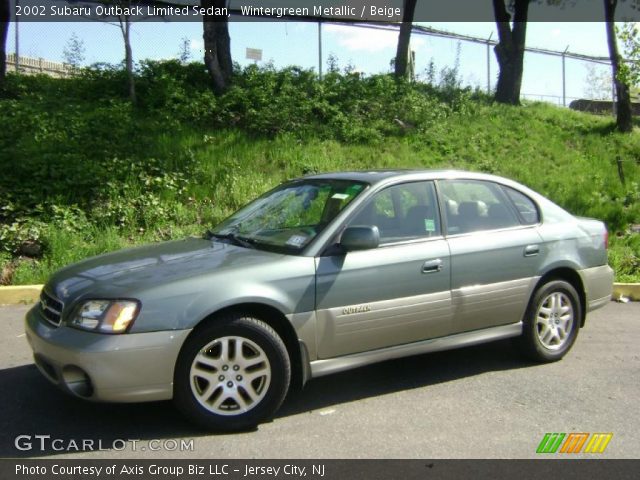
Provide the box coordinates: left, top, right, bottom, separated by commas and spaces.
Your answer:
342, 305, 372, 315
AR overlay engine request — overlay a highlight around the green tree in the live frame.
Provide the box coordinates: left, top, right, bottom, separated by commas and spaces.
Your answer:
584, 64, 612, 100
617, 23, 640, 84
326, 54, 339, 74
63, 32, 86, 69
177, 36, 191, 64
90, 0, 139, 103
115, 1, 136, 104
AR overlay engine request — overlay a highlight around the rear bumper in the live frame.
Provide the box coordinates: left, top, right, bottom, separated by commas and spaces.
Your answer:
579, 265, 614, 312
25, 305, 191, 402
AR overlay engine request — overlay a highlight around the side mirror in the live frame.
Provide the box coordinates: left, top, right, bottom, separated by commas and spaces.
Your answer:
340, 226, 380, 251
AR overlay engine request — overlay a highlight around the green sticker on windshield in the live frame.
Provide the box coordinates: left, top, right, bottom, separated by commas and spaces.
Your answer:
424, 219, 436, 232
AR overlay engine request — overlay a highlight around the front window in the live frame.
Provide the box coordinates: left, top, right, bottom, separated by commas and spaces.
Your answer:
211, 179, 367, 252
348, 181, 441, 244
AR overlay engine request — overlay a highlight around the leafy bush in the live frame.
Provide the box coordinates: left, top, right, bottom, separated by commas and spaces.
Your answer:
0, 62, 639, 283
609, 233, 640, 282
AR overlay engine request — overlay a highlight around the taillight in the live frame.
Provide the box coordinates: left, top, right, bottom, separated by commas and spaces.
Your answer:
604, 230, 609, 250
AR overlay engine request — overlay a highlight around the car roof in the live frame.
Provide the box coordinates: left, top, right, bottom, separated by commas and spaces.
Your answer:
301, 169, 517, 187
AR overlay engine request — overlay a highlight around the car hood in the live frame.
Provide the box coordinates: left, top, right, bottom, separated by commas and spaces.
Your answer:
47, 237, 285, 304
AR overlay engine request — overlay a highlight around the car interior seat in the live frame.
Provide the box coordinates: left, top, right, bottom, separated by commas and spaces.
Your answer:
457, 201, 481, 233
403, 204, 437, 236
487, 203, 514, 229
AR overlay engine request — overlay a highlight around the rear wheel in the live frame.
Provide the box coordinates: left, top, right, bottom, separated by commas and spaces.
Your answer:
518, 279, 581, 362
174, 314, 290, 431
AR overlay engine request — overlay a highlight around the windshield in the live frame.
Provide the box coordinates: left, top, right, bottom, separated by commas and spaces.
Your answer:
211, 179, 367, 252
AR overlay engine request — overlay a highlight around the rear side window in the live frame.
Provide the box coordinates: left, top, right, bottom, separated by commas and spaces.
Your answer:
438, 180, 520, 234
503, 187, 540, 225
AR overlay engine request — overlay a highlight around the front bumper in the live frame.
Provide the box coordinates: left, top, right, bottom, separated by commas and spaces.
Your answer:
579, 264, 615, 312
25, 305, 191, 403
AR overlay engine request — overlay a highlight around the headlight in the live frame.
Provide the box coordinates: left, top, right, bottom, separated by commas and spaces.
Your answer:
70, 300, 140, 333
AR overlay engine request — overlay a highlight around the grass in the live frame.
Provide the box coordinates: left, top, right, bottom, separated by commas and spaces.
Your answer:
0, 62, 639, 284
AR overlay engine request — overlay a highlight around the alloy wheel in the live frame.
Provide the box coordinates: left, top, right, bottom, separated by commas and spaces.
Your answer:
535, 292, 574, 351
189, 336, 271, 416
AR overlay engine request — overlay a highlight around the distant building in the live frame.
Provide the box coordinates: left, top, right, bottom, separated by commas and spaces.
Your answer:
569, 99, 640, 116
6, 54, 73, 78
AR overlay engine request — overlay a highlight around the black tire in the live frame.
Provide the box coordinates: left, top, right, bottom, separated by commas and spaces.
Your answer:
174, 314, 290, 431
517, 279, 582, 363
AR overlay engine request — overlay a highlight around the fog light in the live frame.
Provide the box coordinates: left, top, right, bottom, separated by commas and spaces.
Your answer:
61, 365, 93, 398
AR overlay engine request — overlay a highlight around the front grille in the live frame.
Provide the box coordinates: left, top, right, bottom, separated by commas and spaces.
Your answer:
40, 289, 64, 327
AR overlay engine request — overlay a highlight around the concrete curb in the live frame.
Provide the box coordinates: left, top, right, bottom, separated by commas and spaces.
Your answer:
0, 282, 638, 305
0, 285, 43, 305
613, 283, 640, 302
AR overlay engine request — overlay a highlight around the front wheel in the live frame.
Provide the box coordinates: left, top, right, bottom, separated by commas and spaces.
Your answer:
174, 314, 290, 431
518, 279, 582, 362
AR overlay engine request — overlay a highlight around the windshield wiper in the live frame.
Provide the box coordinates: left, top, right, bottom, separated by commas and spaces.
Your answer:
205, 230, 256, 249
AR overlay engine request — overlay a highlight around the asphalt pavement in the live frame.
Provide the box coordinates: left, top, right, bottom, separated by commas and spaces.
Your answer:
0, 301, 637, 459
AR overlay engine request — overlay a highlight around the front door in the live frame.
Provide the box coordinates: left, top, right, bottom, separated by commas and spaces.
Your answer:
315, 181, 453, 359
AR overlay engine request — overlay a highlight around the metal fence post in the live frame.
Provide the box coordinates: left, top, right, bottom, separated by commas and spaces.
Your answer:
486, 32, 493, 93
318, 21, 323, 80
15, 0, 20, 72
562, 45, 569, 106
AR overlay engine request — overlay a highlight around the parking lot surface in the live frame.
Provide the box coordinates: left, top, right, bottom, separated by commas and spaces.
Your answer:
0, 302, 637, 459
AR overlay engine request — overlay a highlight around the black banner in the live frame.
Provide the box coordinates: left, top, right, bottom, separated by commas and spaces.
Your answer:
2, 460, 640, 480
9, 0, 640, 23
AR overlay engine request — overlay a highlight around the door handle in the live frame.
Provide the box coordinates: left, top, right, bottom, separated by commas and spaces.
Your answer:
422, 259, 443, 274
524, 245, 540, 257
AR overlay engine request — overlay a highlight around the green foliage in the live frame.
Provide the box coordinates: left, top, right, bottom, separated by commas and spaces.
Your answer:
136, 60, 215, 124
62, 32, 86, 68
209, 63, 473, 141
584, 64, 612, 101
0, 62, 639, 283
617, 22, 640, 88
609, 233, 640, 283
177, 37, 192, 64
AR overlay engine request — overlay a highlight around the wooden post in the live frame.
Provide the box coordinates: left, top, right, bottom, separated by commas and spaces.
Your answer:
616, 156, 625, 185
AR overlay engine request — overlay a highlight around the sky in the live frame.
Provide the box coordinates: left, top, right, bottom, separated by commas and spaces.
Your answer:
5, 21, 615, 104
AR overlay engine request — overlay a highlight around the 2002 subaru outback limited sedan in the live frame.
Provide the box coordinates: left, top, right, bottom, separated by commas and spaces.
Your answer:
26, 170, 613, 431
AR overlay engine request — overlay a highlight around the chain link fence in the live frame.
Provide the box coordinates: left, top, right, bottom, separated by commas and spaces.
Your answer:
6, 21, 616, 108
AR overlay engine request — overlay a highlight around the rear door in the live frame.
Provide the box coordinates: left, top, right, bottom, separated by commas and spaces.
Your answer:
315, 181, 452, 359
438, 179, 544, 333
